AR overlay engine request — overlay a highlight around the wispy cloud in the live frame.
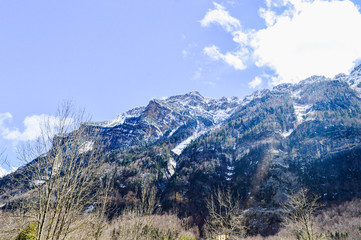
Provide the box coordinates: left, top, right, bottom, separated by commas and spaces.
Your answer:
200, 2, 241, 32
203, 45, 247, 70
0, 165, 8, 177
182, 43, 197, 59
0, 165, 17, 178
201, 0, 361, 85
201, 2, 249, 71
182, 49, 189, 58
249, 76, 263, 88
0, 113, 73, 142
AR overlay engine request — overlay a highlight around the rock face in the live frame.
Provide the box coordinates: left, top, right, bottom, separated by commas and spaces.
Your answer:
2, 65, 361, 236
85, 91, 242, 152
166, 68, 361, 234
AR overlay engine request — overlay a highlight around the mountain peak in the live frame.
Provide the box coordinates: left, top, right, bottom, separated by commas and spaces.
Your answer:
187, 91, 203, 97
183, 91, 206, 101
166, 91, 208, 104
351, 63, 361, 75
300, 75, 328, 85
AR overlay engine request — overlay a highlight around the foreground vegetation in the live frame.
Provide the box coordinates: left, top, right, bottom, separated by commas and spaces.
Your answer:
1, 194, 361, 239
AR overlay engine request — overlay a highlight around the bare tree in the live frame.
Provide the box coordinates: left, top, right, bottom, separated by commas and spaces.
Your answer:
91, 173, 114, 240
138, 180, 159, 216
205, 187, 246, 240
281, 188, 321, 240
10, 101, 107, 240
108, 180, 162, 240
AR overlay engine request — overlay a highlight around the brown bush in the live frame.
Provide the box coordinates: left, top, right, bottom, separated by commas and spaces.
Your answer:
102, 211, 199, 240
244, 199, 361, 240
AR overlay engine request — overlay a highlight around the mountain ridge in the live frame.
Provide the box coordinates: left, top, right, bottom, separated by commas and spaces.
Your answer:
1, 64, 361, 236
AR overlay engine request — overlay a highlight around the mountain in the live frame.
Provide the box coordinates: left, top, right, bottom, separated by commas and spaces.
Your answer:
2, 65, 361, 236
165, 68, 361, 233
85, 91, 242, 152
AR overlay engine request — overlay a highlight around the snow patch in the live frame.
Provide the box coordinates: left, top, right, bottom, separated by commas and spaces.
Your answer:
345, 75, 361, 97
33, 180, 45, 186
211, 109, 233, 124
92, 107, 144, 128
85, 204, 94, 213
269, 149, 279, 154
171, 132, 201, 155
225, 164, 235, 181
168, 127, 179, 137
79, 141, 94, 154
291, 90, 301, 99
242, 89, 268, 105
172, 120, 209, 155
294, 103, 312, 123
167, 157, 177, 177
281, 129, 293, 138
227, 166, 235, 171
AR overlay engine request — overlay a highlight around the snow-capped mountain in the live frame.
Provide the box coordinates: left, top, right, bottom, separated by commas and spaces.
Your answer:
85, 91, 243, 154
169, 65, 361, 234
2, 64, 361, 236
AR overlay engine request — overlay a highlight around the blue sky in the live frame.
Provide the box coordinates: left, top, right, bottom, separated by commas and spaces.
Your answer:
1, 0, 361, 171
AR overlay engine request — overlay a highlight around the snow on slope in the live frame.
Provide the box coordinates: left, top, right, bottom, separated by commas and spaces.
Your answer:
93, 107, 145, 128
293, 103, 312, 123
171, 131, 202, 155
79, 141, 94, 154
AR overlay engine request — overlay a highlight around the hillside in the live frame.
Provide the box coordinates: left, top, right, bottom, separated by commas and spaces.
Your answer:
1, 65, 361, 237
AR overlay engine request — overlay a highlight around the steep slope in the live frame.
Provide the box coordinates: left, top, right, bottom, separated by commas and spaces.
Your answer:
165, 67, 361, 234
85, 91, 241, 152
0, 92, 243, 207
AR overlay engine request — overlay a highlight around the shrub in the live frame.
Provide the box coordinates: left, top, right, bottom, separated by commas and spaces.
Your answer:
15, 222, 37, 240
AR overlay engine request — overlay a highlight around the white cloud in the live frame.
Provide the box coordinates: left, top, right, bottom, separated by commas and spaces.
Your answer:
0, 113, 73, 142
201, 2, 241, 32
182, 43, 197, 59
203, 45, 247, 70
182, 49, 189, 58
203, 45, 222, 60
0, 113, 14, 139
249, 76, 263, 88
0, 165, 17, 178
259, 7, 278, 26
253, 0, 361, 84
0, 113, 12, 124
200, 3, 249, 71
201, 0, 361, 85
0, 165, 8, 177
